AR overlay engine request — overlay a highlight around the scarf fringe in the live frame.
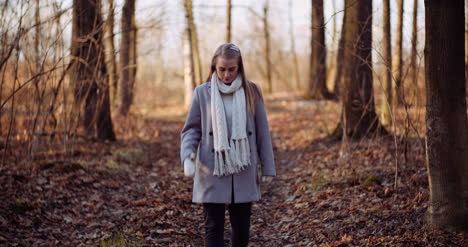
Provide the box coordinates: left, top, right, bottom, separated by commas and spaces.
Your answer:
213, 138, 250, 176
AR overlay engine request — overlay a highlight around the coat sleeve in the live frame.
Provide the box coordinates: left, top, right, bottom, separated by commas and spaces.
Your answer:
253, 85, 276, 176
180, 87, 202, 165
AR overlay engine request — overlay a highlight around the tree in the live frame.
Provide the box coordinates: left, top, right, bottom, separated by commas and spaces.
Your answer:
409, 0, 418, 88
333, 12, 345, 98
465, 0, 468, 84
183, 1, 196, 108
288, 0, 301, 90
332, 0, 385, 139
309, 0, 332, 99
394, 0, 404, 105
119, 0, 136, 116
226, 0, 232, 43
424, 0, 468, 231
184, 0, 203, 85
71, 0, 116, 141
105, 0, 118, 104
263, 0, 272, 94
380, 0, 392, 126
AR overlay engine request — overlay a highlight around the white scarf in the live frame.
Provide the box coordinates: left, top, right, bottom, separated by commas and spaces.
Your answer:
210, 72, 250, 176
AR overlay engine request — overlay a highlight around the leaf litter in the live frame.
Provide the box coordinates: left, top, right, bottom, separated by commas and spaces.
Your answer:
0, 98, 466, 246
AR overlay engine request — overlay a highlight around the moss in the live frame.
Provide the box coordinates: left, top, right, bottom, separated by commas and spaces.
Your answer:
113, 148, 144, 166
361, 175, 381, 186
35, 160, 56, 170
10, 198, 34, 214
99, 232, 127, 246
59, 162, 85, 173
310, 176, 329, 190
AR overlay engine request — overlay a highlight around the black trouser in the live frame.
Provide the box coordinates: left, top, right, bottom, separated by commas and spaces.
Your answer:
202, 202, 252, 247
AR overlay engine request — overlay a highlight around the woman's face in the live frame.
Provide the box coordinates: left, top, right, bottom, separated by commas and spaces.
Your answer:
215, 56, 239, 84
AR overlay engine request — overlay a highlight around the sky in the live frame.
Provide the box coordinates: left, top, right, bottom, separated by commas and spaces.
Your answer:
36, 0, 426, 69
134, 0, 425, 67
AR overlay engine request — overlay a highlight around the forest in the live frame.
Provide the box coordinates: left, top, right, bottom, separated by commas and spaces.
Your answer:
0, 0, 467, 246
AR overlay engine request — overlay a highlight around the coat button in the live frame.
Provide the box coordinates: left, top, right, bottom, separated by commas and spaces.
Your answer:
248, 131, 252, 136
209, 131, 213, 136
212, 148, 214, 152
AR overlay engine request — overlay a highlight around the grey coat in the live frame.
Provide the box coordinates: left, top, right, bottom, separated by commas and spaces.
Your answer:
180, 81, 276, 204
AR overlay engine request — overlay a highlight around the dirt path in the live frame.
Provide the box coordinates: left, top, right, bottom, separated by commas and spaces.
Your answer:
1, 99, 466, 246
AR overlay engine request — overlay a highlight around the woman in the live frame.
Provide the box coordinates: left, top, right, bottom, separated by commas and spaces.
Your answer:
180, 43, 276, 247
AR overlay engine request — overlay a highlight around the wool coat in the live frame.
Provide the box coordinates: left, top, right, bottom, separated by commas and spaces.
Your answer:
180, 81, 276, 204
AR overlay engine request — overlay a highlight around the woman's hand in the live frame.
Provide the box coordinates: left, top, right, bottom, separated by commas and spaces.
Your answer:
184, 153, 196, 177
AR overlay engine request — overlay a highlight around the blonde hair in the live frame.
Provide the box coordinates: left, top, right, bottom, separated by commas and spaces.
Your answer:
206, 43, 263, 114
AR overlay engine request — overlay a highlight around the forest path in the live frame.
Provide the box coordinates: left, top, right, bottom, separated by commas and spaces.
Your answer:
1, 98, 466, 246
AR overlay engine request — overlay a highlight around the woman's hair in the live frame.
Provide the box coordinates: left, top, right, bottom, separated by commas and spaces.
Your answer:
205, 43, 263, 114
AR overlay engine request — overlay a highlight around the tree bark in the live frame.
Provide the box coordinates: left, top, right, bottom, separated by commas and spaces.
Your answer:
130, 12, 138, 99
183, 1, 196, 108
263, 1, 272, 94
105, 0, 118, 104
226, 0, 232, 43
410, 0, 418, 88
333, 13, 345, 98
424, 0, 468, 231
337, 0, 385, 140
119, 0, 136, 116
394, 0, 405, 105
465, 1, 468, 86
71, 0, 116, 141
309, 0, 332, 99
380, 0, 392, 126
288, 0, 301, 90
184, 0, 202, 85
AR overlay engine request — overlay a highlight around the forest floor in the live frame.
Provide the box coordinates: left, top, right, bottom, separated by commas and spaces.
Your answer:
1, 95, 467, 246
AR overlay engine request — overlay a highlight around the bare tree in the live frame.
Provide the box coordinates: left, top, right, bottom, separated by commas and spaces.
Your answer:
465, 0, 468, 84
288, 0, 301, 90
263, 0, 272, 94
380, 0, 392, 126
226, 0, 232, 43
394, 0, 404, 105
425, 0, 468, 232
183, 0, 196, 108
184, 0, 203, 85
333, 11, 345, 98
71, 0, 115, 140
332, 0, 385, 140
119, 0, 136, 116
409, 0, 418, 88
105, 0, 118, 104
309, 0, 332, 99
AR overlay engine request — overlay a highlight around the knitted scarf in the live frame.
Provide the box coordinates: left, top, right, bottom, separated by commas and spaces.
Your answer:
210, 72, 251, 176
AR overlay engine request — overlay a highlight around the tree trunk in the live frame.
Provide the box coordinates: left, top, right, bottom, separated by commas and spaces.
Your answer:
119, 0, 136, 116
425, 0, 468, 231
309, 0, 332, 99
184, 0, 202, 85
394, 0, 405, 105
288, 0, 301, 90
333, 13, 345, 98
105, 0, 118, 104
71, 0, 116, 141
380, 0, 392, 126
337, 0, 384, 140
465, 1, 468, 86
130, 13, 138, 101
226, 0, 232, 43
263, 1, 272, 94
183, 1, 196, 108
410, 0, 418, 88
